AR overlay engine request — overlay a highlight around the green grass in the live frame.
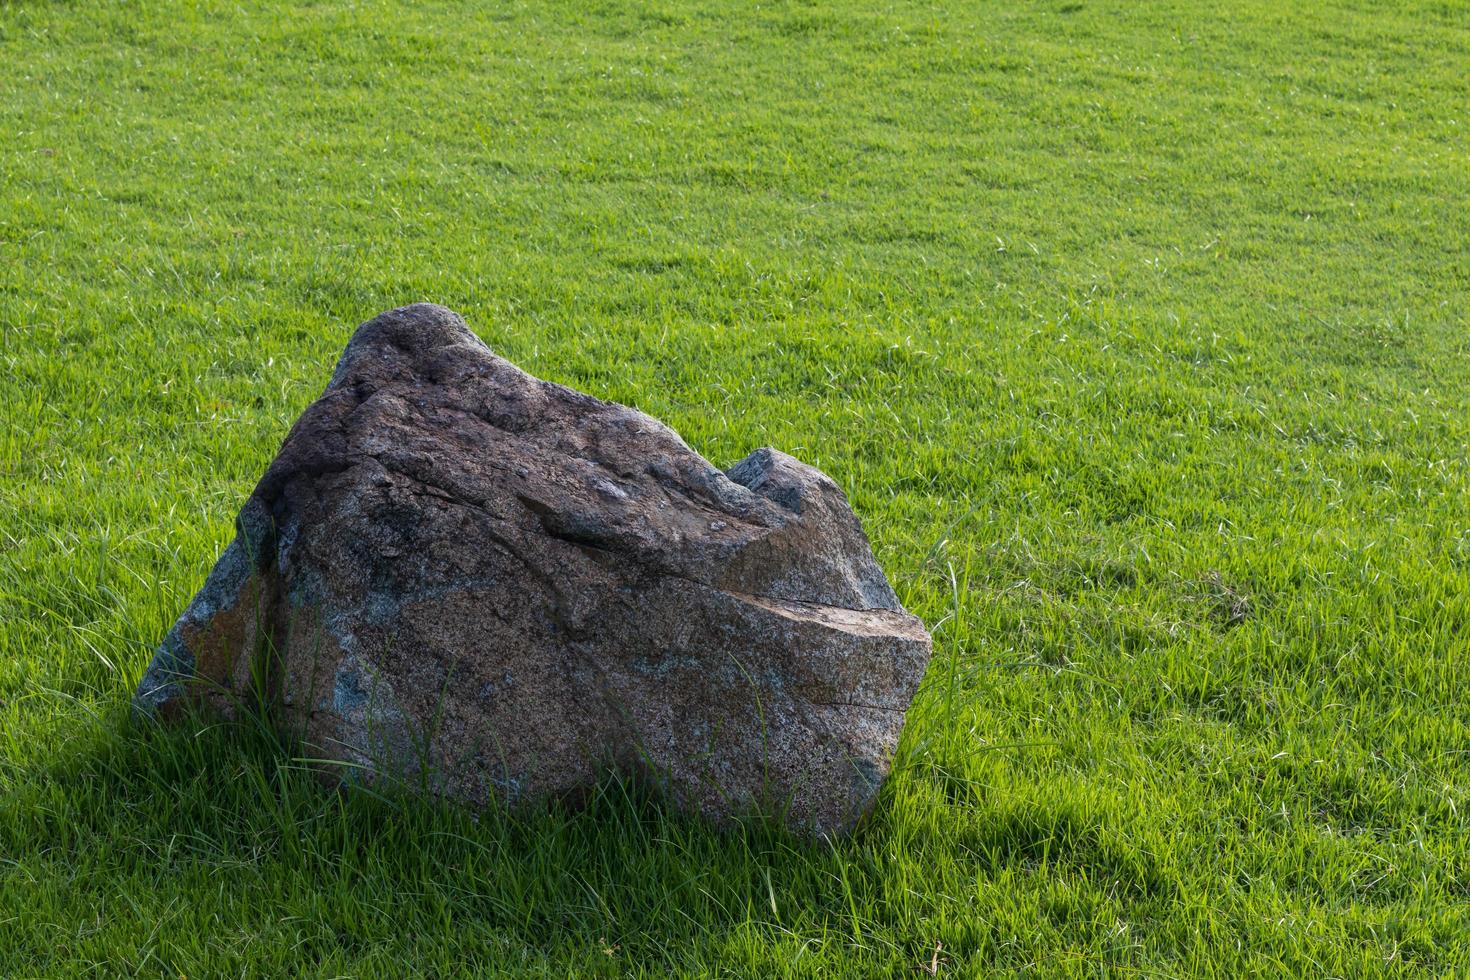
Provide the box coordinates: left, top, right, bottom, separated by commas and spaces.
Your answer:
3, 0, 1469, 974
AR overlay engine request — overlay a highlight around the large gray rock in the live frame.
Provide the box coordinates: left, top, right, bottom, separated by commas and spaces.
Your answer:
136, 304, 932, 833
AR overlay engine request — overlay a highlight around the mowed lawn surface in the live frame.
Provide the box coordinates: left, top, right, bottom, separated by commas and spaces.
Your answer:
3, 0, 1469, 975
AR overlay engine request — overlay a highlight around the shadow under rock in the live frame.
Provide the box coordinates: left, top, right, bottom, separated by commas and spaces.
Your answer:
1, 703, 909, 974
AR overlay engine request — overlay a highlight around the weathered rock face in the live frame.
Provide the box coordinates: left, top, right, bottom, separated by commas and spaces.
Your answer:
136, 304, 932, 833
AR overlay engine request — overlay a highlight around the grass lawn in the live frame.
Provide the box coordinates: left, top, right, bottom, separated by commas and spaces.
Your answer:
3, 0, 1469, 974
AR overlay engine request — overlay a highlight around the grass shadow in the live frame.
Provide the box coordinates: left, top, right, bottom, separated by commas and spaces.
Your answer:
0, 702, 918, 976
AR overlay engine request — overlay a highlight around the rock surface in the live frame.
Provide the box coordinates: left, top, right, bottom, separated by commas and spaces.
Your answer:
136, 304, 932, 833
